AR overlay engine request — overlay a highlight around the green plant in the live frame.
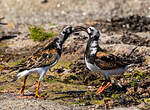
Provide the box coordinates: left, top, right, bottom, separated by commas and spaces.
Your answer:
28, 26, 56, 41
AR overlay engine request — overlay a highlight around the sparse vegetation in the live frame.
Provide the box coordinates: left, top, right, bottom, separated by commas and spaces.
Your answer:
28, 26, 57, 42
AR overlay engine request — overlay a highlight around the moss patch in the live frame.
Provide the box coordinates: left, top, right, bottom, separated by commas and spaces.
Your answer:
28, 26, 57, 42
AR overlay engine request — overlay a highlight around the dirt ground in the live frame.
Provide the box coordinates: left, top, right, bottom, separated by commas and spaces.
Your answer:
0, 0, 150, 110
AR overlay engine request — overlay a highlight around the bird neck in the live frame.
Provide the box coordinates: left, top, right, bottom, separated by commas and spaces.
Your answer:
55, 33, 69, 50
85, 39, 99, 57
60, 32, 69, 43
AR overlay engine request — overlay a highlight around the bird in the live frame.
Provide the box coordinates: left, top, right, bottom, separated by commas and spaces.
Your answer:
12, 25, 81, 98
79, 26, 137, 95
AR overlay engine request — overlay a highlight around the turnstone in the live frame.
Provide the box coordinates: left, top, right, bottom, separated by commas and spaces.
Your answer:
13, 25, 80, 98
80, 26, 135, 95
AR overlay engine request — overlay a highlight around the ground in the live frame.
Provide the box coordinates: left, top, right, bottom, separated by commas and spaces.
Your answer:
0, 0, 150, 110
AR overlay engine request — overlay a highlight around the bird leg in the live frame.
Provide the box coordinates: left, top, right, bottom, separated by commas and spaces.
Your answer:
96, 82, 105, 92
35, 80, 41, 98
96, 82, 111, 95
19, 75, 28, 95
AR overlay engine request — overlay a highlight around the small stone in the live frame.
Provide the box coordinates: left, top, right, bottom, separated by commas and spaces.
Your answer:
57, 4, 60, 8
122, 24, 126, 28
126, 87, 135, 95
142, 93, 149, 97
107, 100, 113, 107
82, 12, 86, 16
101, 28, 107, 33
95, 104, 100, 109
87, 86, 93, 89
77, 60, 84, 64
146, 86, 150, 93
61, 11, 66, 15
126, 24, 130, 28
106, 18, 111, 22
137, 87, 144, 94
41, 0, 48, 3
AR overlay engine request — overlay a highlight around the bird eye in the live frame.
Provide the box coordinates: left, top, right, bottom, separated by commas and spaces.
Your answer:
89, 28, 94, 33
42, 53, 48, 58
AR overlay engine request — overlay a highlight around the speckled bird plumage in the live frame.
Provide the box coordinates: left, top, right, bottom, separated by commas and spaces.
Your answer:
16, 26, 74, 80
13, 25, 76, 97
84, 27, 133, 94
16, 37, 61, 81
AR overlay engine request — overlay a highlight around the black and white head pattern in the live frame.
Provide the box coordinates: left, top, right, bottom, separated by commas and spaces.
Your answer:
87, 27, 100, 55
62, 25, 74, 35
56, 25, 74, 50
87, 27, 100, 40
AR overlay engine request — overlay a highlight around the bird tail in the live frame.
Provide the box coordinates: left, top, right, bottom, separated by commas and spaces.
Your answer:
125, 63, 139, 70
127, 64, 137, 68
16, 70, 32, 79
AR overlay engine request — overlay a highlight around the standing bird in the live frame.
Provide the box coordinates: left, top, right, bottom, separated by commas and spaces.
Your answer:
81, 27, 136, 95
13, 25, 80, 98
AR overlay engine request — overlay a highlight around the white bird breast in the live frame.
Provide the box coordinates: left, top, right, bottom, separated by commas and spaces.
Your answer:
85, 57, 130, 77
91, 41, 98, 47
56, 42, 61, 49
17, 55, 61, 81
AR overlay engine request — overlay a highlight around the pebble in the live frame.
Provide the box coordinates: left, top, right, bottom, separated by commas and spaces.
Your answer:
146, 86, 150, 93
56, 4, 61, 8
126, 87, 135, 95
137, 87, 144, 95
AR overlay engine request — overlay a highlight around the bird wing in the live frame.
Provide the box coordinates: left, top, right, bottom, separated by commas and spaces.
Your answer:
26, 47, 58, 69
95, 51, 128, 70
26, 38, 60, 69
12, 38, 59, 72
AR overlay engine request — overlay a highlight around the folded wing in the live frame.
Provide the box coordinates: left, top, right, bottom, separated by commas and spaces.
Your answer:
95, 52, 129, 70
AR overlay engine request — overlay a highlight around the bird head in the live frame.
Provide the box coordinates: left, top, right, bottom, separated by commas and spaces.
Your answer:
87, 27, 100, 40
62, 25, 74, 35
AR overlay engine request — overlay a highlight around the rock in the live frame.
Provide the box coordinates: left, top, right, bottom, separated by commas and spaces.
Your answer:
146, 86, 150, 93
126, 87, 135, 95
137, 87, 144, 95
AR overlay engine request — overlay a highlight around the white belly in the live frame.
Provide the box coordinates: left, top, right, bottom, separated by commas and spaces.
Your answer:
17, 55, 61, 81
85, 57, 130, 76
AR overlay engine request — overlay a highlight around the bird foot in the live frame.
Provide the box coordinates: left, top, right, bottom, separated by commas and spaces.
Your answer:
18, 88, 24, 95
96, 86, 103, 92
96, 82, 111, 95
35, 93, 41, 98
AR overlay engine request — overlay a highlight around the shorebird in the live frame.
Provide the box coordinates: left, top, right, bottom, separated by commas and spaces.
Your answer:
13, 25, 81, 98
79, 26, 136, 95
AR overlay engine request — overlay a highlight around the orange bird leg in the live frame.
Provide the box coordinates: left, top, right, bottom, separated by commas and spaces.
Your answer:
35, 80, 41, 98
96, 82, 111, 95
96, 82, 105, 92
19, 75, 28, 95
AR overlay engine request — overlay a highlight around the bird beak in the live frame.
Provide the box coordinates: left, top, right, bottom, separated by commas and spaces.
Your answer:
74, 26, 88, 33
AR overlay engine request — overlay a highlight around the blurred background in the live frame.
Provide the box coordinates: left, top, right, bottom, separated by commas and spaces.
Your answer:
1, 0, 150, 25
